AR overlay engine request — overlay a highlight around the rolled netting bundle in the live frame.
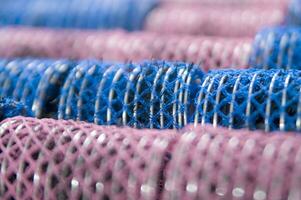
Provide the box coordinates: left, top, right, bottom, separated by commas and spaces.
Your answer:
0, 116, 177, 200
287, 0, 301, 25
144, 5, 286, 37
0, 27, 251, 70
249, 26, 301, 69
0, 98, 32, 121
58, 61, 204, 129
0, 59, 75, 118
194, 69, 301, 132
0, 0, 158, 30
164, 125, 301, 200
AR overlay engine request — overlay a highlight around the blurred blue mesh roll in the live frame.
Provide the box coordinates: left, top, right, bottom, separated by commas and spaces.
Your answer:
249, 27, 301, 69
287, 0, 301, 25
58, 61, 204, 129
194, 69, 301, 132
0, 0, 158, 30
0, 98, 33, 121
0, 59, 75, 118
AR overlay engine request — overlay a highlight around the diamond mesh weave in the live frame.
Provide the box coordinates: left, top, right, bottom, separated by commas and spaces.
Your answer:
194, 69, 301, 132
145, 5, 285, 37
164, 124, 301, 200
0, 116, 176, 200
0, 98, 32, 121
0, 0, 158, 31
249, 27, 301, 70
0, 27, 251, 71
58, 61, 204, 129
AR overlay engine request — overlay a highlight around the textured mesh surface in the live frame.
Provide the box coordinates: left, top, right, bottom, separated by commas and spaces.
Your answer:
164, 125, 301, 200
194, 69, 301, 132
0, 59, 75, 118
145, 5, 285, 37
0, 27, 251, 70
287, 0, 301, 25
58, 61, 204, 129
0, 117, 176, 200
0, 0, 158, 30
0, 98, 32, 121
249, 27, 301, 70
1, 117, 301, 200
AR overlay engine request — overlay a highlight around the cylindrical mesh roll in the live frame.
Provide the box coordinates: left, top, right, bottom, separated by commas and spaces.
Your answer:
0, 0, 158, 31
163, 125, 301, 200
0, 98, 32, 121
145, 5, 285, 37
0, 59, 75, 118
249, 26, 301, 70
194, 69, 301, 132
58, 61, 204, 129
0, 116, 176, 200
0, 27, 251, 70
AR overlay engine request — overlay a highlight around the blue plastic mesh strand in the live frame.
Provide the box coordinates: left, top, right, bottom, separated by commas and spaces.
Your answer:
287, 0, 301, 26
194, 69, 301, 132
249, 27, 301, 69
0, 59, 75, 118
58, 61, 204, 129
0, 0, 158, 30
0, 98, 33, 121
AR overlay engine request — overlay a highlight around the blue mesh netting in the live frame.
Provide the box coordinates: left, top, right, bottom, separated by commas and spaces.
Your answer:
0, 98, 33, 121
194, 69, 301, 132
0, 0, 158, 30
0, 59, 75, 118
287, 0, 301, 26
58, 61, 204, 129
249, 26, 301, 69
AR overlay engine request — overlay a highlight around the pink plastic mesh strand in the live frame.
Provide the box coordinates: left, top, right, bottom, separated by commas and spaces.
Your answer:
0, 28, 251, 70
163, 125, 301, 200
0, 117, 176, 200
145, 5, 286, 37
1, 117, 300, 200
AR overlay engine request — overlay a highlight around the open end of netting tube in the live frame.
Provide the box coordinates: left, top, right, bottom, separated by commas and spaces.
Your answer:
249, 26, 301, 69
0, 116, 300, 199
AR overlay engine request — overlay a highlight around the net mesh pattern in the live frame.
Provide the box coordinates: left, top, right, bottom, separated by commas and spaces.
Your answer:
163, 124, 301, 200
0, 117, 300, 200
0, 98, 32, 121
145, 5, 285, 37
249, 27, 301, 70
58, 61, 204, 129
194, 69, 301, 132
0, 27, 251, 71
0, 117, 176, 200
0, 0, 158, 31
0, 59, 75, 118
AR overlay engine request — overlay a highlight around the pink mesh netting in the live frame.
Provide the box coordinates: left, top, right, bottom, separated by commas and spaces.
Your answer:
0, 28, 251, 70
0, 117, 300, 199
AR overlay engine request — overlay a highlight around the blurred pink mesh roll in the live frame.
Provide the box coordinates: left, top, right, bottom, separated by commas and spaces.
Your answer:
145, 5, 286, 37
1, 117, 300, 199
0, 27, 251, 70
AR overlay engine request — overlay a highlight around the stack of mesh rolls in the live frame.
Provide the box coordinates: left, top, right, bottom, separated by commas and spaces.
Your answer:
145, 5, 286, 37
194, 69, 301, 132
0, 0, 158, 30
0, 116, 300, 199
250, 26, 301, 70
0, 27, 251, 70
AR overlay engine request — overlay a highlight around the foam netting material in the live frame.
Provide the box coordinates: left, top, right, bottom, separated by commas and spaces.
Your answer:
0, 98, 32, 121
145, 5, 286, 37
194, 69, 301, 132
0, 59, 75, 118
0, 0, 158, 30
0, 27, 251, 71
0, 117, 301, 200
287, 0, 301, 25
249, 27, 301, 70
58, 61, 203, 129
